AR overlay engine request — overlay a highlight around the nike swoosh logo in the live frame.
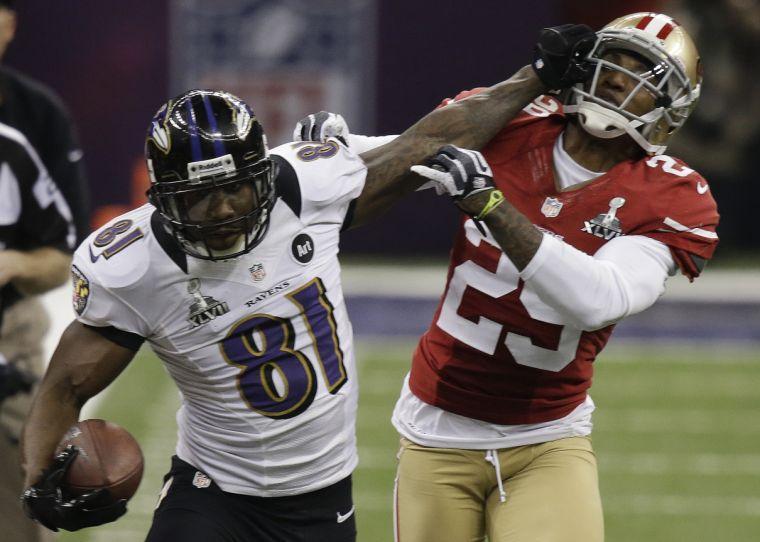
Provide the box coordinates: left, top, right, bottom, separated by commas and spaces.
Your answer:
336, 505, 355, 524
89, 245, 101, 263
697, 181, 709, 194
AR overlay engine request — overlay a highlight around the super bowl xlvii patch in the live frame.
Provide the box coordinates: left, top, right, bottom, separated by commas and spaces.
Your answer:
71, 265, 90, 315
541, 197, 563, 218
582, 197, 626, 240
187, 278, 230, 328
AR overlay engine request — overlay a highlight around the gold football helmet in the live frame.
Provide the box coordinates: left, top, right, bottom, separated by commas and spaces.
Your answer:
564, 12, 702, 155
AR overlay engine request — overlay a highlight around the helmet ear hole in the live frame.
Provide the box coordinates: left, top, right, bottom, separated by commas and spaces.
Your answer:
655, 95, 672, 108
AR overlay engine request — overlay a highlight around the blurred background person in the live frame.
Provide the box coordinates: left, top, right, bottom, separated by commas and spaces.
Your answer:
0, 0, 88, 239
0, 1, 89, 541
0, 119, 76, 542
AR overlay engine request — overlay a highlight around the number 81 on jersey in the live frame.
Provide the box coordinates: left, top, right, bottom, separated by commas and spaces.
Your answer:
219, 278, 347, 419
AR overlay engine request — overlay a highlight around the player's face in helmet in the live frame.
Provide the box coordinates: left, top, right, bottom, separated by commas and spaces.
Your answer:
181, 180, 258, 251
594, 50, 658, 117
146, 90, 275, 261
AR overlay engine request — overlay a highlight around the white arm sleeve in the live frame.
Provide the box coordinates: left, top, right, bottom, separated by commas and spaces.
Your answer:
347, 134, 397, 154
519, 234, 676, 330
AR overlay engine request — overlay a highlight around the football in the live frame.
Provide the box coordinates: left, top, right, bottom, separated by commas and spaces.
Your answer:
57, 419, 144, 502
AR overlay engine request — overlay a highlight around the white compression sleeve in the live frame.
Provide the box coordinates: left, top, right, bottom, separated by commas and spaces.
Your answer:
519, 234, 676, 330
347, 134, 398, 154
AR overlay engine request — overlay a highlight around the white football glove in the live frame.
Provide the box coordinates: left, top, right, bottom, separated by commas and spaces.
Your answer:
293, 111, 349, 146
411, 145, 494, 199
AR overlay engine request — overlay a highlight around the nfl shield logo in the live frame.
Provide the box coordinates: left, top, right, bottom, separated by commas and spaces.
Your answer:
541, 197, 563, 218
249, 263, 266, 282
192, 472, 212, 489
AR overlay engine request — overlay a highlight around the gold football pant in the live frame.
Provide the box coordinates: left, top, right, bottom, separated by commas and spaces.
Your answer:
394, 436, 603, 542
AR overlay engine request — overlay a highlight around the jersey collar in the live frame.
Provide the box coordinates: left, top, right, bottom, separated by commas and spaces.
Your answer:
150, 210, 189, 274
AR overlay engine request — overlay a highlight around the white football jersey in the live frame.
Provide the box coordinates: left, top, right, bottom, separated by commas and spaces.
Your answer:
71, 140, 366, 496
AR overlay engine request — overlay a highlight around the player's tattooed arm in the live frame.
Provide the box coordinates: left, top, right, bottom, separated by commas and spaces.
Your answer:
350, 65, 544, 228
413, 146, 543, 270
461, 192, 543, 270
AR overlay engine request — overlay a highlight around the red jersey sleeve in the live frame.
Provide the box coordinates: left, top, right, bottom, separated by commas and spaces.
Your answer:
634, 157, 719, 281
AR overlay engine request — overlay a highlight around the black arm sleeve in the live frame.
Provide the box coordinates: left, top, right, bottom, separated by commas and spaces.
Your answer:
82, 324, 146, 351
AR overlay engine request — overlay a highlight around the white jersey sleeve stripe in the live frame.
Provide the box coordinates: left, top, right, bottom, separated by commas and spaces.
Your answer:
663, 217, 718, 239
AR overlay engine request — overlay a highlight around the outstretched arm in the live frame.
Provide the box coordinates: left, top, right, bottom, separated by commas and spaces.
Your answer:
294, 23, 596, 228
350, 66, 543, 227
351, 20, 596, 227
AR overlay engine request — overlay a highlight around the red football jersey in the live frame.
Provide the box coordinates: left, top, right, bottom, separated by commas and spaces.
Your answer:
410, 94, 720, 425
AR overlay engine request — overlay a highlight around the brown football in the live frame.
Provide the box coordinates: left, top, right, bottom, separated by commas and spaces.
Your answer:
56, 419, 144, 502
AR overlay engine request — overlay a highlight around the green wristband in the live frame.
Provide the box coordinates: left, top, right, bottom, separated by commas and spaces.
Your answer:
475, 190, 505, 220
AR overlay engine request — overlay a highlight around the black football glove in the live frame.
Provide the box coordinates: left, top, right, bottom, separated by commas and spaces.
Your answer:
293, 111, 349, 146
21, 445, 127, 532
0, 356, 36, 402
532, 23, 596, 90
410, 145, 495, 201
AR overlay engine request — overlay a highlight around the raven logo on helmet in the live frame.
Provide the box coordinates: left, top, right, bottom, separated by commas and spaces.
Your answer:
148, 103, 172, 154
150, 121, 170, 153
232, 101, 254, 139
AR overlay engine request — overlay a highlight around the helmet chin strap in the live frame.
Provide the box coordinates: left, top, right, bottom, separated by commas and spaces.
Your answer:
565, 101, 667, 155
571, 101, 627, 139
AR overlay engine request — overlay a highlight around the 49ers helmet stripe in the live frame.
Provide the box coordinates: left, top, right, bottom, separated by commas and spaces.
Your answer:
656, 23, 676, 40
635, 13, 677, 40
635, 14, 654, 30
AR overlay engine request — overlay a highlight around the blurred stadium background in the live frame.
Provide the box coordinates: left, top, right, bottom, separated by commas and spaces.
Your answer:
5, 0, 758, 540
